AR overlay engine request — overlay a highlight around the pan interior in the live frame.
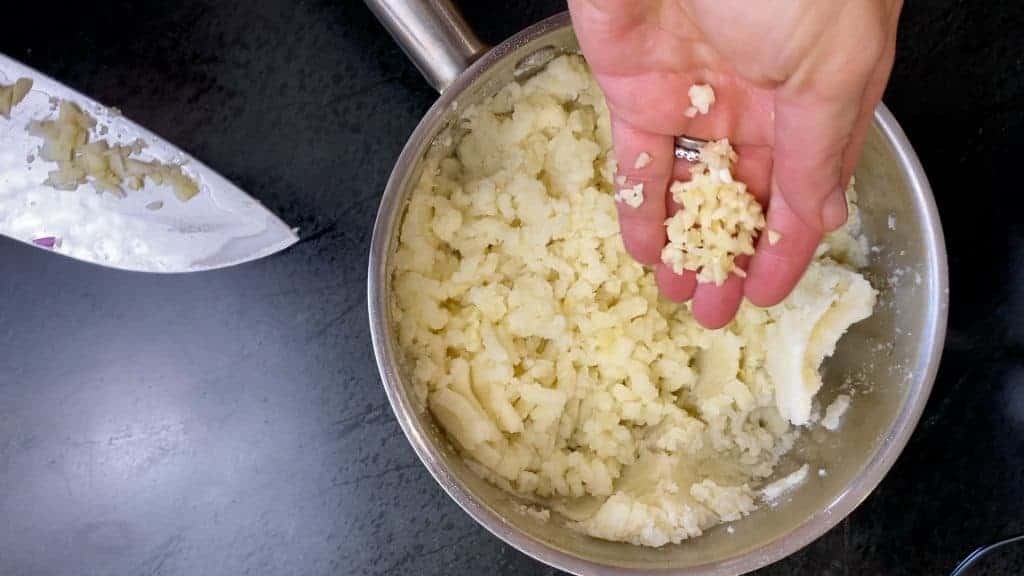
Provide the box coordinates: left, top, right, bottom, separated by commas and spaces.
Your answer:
376, 18, 941, 573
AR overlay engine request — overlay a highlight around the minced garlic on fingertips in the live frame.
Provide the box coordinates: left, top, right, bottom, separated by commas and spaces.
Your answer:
615, 182, 645, 208
661, 139, 765, 285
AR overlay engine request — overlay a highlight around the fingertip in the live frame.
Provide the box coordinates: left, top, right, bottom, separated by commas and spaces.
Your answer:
692, 274, 744, 329
744, 278, 785, 308
655, 263, 697, 302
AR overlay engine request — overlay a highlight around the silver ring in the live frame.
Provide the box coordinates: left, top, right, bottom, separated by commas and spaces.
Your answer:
674, 135, 707, 162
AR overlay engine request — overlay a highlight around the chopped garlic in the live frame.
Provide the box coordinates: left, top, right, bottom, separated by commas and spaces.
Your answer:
767, 229, 782, 246
633, 151, 652, 170
28, 101, 199, 201
684, 107, 699, 119
661, 139, 765, 285
0, 77, 33, 119
615, 182, 645, 208
615, 174, 627, 186
687, 84, 716, 115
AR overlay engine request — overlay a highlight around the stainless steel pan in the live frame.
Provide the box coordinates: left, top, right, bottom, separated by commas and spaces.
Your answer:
366, 2, 948, 573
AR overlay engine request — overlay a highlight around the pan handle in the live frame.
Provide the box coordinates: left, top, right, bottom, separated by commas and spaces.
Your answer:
364, 0, 489, 93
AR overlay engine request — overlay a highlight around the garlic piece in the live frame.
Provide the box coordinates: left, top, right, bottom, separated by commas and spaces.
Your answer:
0, 77, 33, 119
687, 84, 716, 115
615, 182, 645, 208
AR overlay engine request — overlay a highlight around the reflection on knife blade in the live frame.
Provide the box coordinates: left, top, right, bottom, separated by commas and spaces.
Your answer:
0, 54, 299, 273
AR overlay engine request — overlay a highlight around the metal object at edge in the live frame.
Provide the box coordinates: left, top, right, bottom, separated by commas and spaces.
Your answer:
367, 4, 948, 575
675, 135, 708, 162
0, 53, 298, 273
364, 0, 488, 93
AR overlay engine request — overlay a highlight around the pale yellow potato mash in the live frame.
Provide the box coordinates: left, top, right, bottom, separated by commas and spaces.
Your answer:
390, 55, 875, 547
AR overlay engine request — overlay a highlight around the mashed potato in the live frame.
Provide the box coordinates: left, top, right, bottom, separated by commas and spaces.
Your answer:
390, 55, 875, 546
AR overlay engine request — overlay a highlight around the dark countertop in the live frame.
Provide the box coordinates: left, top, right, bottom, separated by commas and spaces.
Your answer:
1, 1, 1021, 575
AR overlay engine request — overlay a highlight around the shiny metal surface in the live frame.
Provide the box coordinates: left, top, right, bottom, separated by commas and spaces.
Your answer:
364, 0, 487, 93
0, 53, 298, 273
368, 10, 948, 575
675, 135, 708, 162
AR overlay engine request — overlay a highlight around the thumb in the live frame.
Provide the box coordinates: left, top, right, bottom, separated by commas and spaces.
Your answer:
771, 93, 860, 232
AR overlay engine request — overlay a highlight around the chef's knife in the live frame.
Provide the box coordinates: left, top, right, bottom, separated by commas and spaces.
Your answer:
0, 53, 299, 273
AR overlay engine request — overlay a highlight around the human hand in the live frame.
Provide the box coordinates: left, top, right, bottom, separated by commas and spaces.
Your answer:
569, 0, 901, 328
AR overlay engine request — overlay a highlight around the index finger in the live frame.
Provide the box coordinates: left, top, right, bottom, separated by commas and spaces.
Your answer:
610, 115, 674, 265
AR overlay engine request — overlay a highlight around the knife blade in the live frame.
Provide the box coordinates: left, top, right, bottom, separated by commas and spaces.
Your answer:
0, 53, 299, 273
